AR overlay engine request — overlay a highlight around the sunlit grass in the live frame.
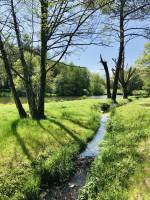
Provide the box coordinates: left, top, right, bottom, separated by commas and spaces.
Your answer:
79, 98, 150, 200
128, 137, 150, 200
0, 99, 106, 199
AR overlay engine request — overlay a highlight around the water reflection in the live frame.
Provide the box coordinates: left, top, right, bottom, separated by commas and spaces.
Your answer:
80, 113, 107, 158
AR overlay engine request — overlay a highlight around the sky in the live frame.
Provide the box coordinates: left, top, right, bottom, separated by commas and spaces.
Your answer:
63, 37, 149, 76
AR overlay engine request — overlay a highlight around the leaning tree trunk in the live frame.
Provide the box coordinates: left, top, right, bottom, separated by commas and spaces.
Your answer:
100, 55, 111, 98
11, 0, 39, 119
112, 2, 125, 102
38, 0, 48, 119
0, 35, 27, 118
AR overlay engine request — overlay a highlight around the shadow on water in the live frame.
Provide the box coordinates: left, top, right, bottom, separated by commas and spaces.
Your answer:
11, 119, 33, 162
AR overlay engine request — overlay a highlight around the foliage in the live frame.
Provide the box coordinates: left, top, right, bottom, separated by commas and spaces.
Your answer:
53, 65, 91, 96
136, 43, 150, 68
90, 73, 105, 96
127, 73, 144, 95
135, 43, 150, 96
0, 59, 9, 90
100, 103, 110, 112
0, 55, 105, 97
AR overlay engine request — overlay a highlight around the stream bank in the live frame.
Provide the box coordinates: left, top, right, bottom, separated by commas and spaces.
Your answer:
40, 113, 108, 200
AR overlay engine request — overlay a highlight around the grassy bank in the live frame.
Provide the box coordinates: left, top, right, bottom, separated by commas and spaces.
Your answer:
78, 98, 150, 200
0, 99, 108, 200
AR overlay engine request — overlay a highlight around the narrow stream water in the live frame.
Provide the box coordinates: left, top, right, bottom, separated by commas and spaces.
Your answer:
80, 113, 107, 158
41, 113, 108, 200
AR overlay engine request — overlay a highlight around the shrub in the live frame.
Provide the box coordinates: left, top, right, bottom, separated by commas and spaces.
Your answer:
38, 146, 78, 185
100, 103, 110, 112
128, 98, 133, 102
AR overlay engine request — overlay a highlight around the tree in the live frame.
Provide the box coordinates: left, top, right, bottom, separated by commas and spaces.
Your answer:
105, 0, 150, 101
0, 0, 107, 119
87, 0, 150, 101
135, 42, 150, 96
90, 73, 105, 95
0, 35, 27, 118
112, 53, 136, 98
53, 65, 91, 96
100, 55, 111, 98
127, 74, 144, 95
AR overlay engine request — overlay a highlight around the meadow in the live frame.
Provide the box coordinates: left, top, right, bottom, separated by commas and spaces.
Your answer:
0, 99, 108, 200
0, 97, 149, 200
78, 98, 150, 200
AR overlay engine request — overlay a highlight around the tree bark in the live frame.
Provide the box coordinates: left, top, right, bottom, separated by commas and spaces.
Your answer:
0, 35, 27, 118
112, 1, 125, 102
38, 0, 48, 119
11, 0, 38, 119
100, 55, 111, 98
122, 84, 128, 99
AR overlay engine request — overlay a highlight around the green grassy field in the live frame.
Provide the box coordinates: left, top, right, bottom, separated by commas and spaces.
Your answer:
0, 99, 109, 200
78, 98, 150, 200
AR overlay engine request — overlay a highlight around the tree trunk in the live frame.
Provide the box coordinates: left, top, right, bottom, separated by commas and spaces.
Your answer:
100, 56, 111, 98
112, 2, 125, 102
11, 0, 39, 119
122, 84, 128, 99
0, 35, 27, 118
38, 0, 48, 119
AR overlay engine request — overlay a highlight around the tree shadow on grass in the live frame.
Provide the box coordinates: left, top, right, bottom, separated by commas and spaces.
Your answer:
46, 118, 85, 147
36, 120, 65, 146
65, 117, 92, 130
10, 117, 85, 163
11, 119, 33, 162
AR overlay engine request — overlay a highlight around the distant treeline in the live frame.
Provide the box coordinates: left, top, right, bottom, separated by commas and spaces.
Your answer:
0, 54, 105, 97
49, 63, 105, 96
1, 43, 149, 98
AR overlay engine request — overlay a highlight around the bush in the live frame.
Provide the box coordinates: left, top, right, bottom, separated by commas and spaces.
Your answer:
132, 90, 147, 97
38, 146, 78, 185
128, 98, 133, 102
100, 103, 110, 112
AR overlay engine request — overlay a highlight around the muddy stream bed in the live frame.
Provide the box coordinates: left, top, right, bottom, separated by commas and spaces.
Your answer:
40, 114, 108, 200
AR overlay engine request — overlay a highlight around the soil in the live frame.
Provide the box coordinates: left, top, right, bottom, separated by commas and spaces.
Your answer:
40, 156, 94, 200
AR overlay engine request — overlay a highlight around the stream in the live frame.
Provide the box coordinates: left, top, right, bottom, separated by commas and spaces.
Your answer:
40, 113, 108, 200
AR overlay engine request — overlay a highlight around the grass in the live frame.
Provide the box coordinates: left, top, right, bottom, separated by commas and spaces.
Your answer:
0, 98, 109, 200
78, 98, 150, 200
128, 137, 150, 199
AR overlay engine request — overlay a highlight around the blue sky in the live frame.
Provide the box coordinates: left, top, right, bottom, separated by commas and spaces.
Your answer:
64, 37, 148, 76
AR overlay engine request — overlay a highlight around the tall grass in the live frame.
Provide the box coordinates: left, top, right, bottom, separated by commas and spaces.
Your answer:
0, 99, 106, 200
78, 98, 150, 200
